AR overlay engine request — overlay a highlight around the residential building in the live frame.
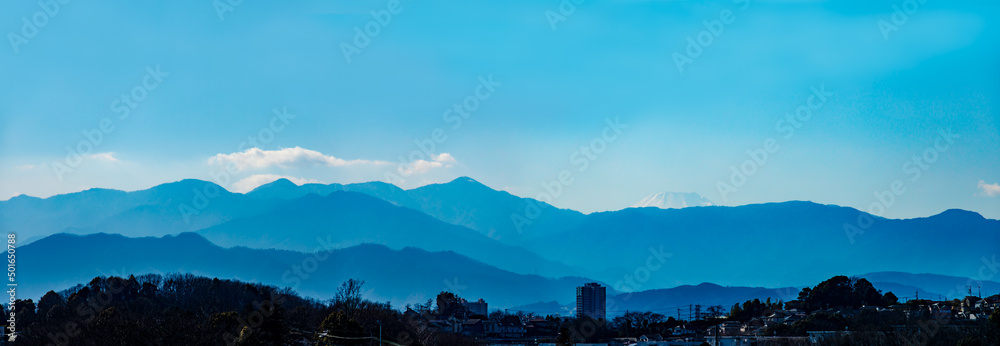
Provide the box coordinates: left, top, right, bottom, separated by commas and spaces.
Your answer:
577, 282, 607, 320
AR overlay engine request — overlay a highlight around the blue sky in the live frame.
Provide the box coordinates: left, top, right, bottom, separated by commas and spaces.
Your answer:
1, 0, 998, 219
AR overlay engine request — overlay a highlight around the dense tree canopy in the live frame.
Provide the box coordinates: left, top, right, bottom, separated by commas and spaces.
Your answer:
793, 276, 890, 311
9, 274, 475, 346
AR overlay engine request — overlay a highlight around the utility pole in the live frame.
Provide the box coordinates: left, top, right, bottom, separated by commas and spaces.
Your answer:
715, 322, 720, 346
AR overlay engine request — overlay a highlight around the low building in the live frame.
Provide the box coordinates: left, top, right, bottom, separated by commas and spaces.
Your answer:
460, 298, 488, 316
462, 319, 485, 336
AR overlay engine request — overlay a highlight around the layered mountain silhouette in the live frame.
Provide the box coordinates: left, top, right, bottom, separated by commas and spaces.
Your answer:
197, 191, 579, 278
19, 232, 596, 309
23, 231, 992, 319
859, 271, 1000, 299
246, 176, 586, 244
3, 179, 281, 243
512, 283, 801, 316
523, 202, 1000, 288
5, 176, 999, 303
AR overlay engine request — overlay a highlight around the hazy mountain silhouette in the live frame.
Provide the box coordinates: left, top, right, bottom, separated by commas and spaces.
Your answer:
197, 191, 580, 278
3, 179, 281, 243
247, 176, 586, 243
522, 202, 1000, 288
20, 232, 599, 309
512, 283, 803, 317
25, 232, 965, 319
6, 177, 998, 292
859, 271, 1000, 299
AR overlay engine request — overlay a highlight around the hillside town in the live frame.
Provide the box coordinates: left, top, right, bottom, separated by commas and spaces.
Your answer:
394, 277, 1000, 346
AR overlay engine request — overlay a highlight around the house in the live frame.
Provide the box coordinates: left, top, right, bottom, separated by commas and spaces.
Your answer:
985, 295, 1000, 310
525, 318, 556, 337
719, 321, 743, 336
639, 334, 663, 342
638, 334, 682, 346
762, 312, 786, 326
741, 318, 765, 335
462, 319, 485, 336
703, 336, 758, 346
782, 313, 806, 325
490, 315, 526, 338
428, 317, 461, 333
962, 296, 983, 313
670, 325, 697, 336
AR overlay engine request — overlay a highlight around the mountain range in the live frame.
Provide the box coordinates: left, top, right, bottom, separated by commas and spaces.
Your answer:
21, 231, 998, 316
5, 176, 999, 311
19, 232, 595, 309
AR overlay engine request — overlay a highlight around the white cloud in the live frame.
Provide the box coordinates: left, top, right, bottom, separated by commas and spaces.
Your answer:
231, 174, 323, 193
978, 180, 1000, 197
208, 147, 390, 171
87, 152, 118, 162
434, 153, 456, 164
397, 153, 457, 176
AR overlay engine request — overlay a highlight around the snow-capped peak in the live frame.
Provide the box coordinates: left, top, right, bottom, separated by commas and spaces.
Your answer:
631, 192, 714, 209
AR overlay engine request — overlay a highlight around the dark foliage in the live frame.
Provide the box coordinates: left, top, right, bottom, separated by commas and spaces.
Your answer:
10, 274, 471, 346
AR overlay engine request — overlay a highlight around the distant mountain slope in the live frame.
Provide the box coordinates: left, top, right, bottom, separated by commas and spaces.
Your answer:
198, 191, 580, 279
513, 280, 968, 318
245, 178, 347, 200
247, 177, 586, 244
867, 282, 941, 302
860, 271, 1000, 299
631, 192, 714, 209
6, 177, 998, 292
511, 283, 803, 317
19, 232, 600, 309
2, 179, 281, 242
526, 202, 1000, 289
